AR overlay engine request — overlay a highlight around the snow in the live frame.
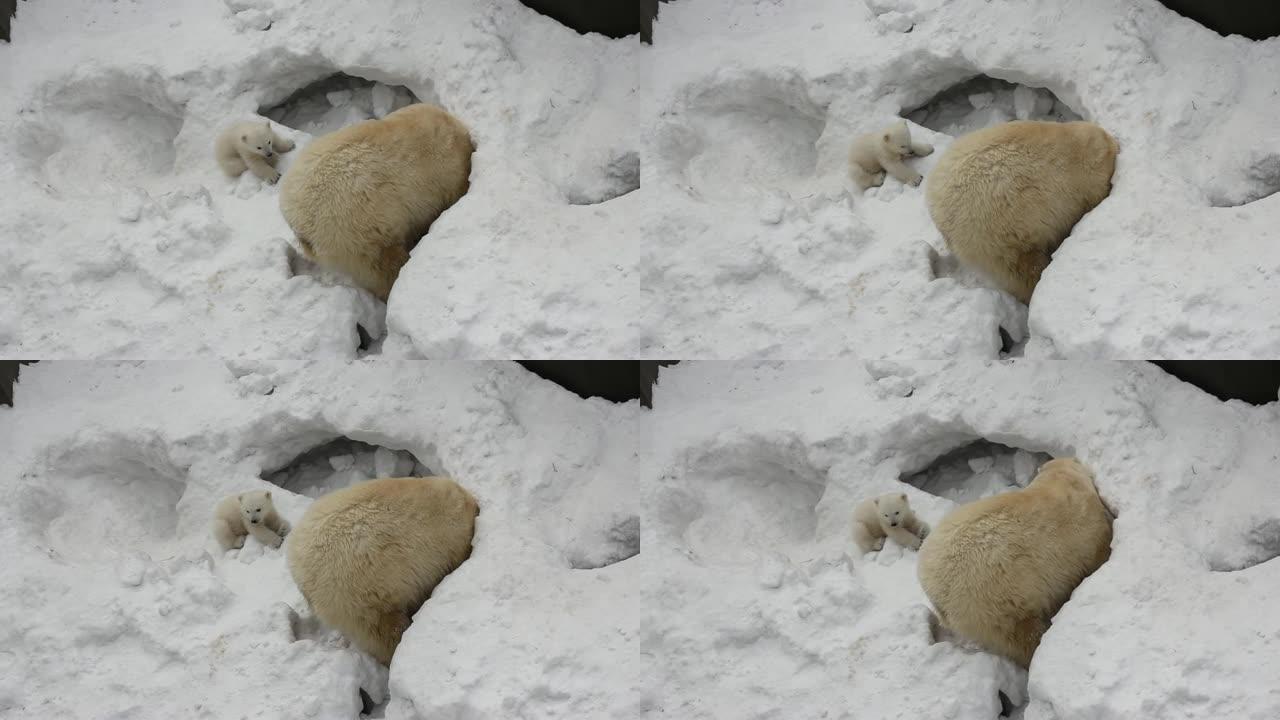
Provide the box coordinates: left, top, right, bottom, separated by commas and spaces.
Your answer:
0, 360, 643, 718
2, 0, 1277, 358
647, 360, 1280, 719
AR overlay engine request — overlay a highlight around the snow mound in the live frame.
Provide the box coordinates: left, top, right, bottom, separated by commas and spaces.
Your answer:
648, 360, 1280, 719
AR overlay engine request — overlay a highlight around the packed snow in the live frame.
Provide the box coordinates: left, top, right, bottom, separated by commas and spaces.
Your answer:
3, 0, 1278, 358
0, 361, 644, 719
646, 360, 1280, 719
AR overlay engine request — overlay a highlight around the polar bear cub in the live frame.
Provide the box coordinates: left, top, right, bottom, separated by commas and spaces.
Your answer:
215, 119, 295, 184
211, 489, 291, 550
917, 457, 1113, 668
286, 476, 479, 665
852, 492, 930, 552
848, 119, 934, 191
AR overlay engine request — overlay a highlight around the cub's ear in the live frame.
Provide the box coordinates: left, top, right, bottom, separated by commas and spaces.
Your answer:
900, 493, 907, 502
241, 134, 248, 142
237, 493, 243, 502
883, 133, 891, 142
265, 490, 272, 499
872, 496, 881, 509
264, 120, 271, 128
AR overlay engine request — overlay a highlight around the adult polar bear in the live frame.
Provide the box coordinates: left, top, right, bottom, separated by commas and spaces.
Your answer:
286, 476, 479, 665
925, 120, 1119, 304
279, 104, 474, 302
917, 457, 1113, 668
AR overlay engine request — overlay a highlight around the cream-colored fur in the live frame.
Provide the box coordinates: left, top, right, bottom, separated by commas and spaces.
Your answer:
278, 104, 474, 301
286, 476, 479, 665
852, 492, 930, 552
211, 489, 291, 551
925, 120, 1119, 303
848, 119, 934, 191
917, 458, 1113, 668
214, 120, 295, 183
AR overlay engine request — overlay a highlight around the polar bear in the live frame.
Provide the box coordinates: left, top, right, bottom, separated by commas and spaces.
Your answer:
214, 120, 295, 184
852, 492, 930, 553
286, 476, 479, 665
925, 120, 1119, 304
278, 103, 474, 301
917, 457, 1113, 668
211, 489, 291, 551
848, 119, 934, 191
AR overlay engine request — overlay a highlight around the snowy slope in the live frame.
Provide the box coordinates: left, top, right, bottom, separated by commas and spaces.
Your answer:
0, 361, 643, 719
646, 0, 1280, 358
0, 0, 641, 359
647, 360, 1280, 719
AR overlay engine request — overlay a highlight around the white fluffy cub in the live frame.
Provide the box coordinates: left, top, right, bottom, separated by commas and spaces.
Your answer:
848, 119, 934, 191
211, 489, 291, 551
214, 119, 295, 184
852, 492, 930, 553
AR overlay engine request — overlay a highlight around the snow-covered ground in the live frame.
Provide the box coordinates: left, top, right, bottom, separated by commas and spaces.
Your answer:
3, 0, 1278, 358
647, 360, 1280, 719
0, 361, 644, 718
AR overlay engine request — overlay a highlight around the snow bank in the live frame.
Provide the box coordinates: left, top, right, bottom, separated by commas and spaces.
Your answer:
0, 360, 643, 718
647, 360, 1280, 718
0, 0, 639, 359
646, 0, 1280, 358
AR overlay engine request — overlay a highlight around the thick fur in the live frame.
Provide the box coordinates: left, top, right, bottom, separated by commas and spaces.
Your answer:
278, 104, 474, 301
286, 476, 479, 665
214, 120, 295, 183
848, 119, 934, 191
917, 458, 1113, 668
211, 490, 291, 551
851, 492, 930, 553
925, 120, 1119, 303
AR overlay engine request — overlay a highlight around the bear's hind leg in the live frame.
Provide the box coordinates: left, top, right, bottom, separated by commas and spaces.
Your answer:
217, 154, 248, 178
1002, 247, 1051, 304
998, 614, 1047, 668
212, 520, 243, 551
852, 522, 884, 553
356, 242, 411, 303
359, 609, 412, 665
850, 165, 885, 192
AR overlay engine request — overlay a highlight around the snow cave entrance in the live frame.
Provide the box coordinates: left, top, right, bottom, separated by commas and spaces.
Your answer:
259, 72, 428, 137
905, 75, 1081, 136
902, 439, 1053, 504
261, 437, 438, 498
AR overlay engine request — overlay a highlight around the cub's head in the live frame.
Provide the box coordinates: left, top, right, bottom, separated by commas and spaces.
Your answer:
882, 120, 914, 157
875, 492, 912, 528
239, 121, 278, 159
238, 490, 275, 526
